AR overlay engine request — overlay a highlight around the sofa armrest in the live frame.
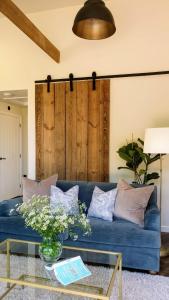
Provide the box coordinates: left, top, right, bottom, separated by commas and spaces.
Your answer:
144, 207, 160, 232
0, 197, 23, 217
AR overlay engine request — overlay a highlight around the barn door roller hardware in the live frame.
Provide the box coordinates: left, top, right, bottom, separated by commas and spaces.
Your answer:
47, 75, 52, 93
92, 71, 97, 90
69, 73, 74, 92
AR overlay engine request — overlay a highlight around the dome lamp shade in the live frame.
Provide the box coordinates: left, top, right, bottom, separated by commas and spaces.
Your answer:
72, 0, 116, 40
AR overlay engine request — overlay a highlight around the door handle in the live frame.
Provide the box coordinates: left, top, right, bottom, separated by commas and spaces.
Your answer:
0, 157, 6, 160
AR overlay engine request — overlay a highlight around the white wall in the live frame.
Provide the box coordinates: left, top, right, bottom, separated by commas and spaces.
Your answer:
0, 0, 169, 230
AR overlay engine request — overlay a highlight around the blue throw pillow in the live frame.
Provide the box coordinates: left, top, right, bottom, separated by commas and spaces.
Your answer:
0, 197, 23, 217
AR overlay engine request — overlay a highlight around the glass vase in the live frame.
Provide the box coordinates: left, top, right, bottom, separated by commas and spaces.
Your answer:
39, 235, 62, 267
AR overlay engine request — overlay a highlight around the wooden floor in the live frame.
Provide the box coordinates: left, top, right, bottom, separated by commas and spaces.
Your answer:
160, 233, 169, 276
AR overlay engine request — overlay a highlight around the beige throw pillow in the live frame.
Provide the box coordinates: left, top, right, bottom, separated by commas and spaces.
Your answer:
22, 174, 58, 202
114, 179, 154, 226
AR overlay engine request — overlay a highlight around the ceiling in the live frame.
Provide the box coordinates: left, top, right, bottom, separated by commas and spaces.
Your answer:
12, 0, 86, 14
0, 90, 28, 106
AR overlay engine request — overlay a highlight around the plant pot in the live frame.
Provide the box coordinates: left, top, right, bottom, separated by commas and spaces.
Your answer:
39, 236, 62, 267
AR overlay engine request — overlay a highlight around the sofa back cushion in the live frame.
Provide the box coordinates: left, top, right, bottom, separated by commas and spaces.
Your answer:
56, 180, 157, 212
56, 181, 117, 211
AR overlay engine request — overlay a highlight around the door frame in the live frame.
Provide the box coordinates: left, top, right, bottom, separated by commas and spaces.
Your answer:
0, 111, 22, 195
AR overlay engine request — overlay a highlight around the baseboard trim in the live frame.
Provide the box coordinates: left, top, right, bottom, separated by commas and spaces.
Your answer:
161, 226, 169, 232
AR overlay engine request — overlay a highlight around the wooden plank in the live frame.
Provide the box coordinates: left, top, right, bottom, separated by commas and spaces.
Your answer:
87, 80, 101, 181
0, 0, 60, 63
76, 81, 88, 180
99, 81, 104, 181
43, 83, 56, 178
35, 84, 44, 180
100, 80, 110, 181
65, 82, 77, 180
55, 83, 66, 179
35, 79, 110, 182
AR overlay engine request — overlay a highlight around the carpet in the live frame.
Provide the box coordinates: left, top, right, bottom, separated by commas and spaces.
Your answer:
0, 255, 169, 300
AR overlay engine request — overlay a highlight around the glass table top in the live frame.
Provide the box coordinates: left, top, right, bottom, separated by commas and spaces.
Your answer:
0, 239, 122, 300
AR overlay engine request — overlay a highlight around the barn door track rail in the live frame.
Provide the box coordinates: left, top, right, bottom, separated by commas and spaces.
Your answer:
35, 70, 169, 93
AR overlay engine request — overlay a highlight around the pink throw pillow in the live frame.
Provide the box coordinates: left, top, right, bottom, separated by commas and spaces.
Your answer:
22, 174, 58, 202
114, 179, 154, 226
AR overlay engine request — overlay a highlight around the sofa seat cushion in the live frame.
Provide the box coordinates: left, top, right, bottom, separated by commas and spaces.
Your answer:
0, 216, 39, 237
0, 216, 160, 249
77, 217, 160, 249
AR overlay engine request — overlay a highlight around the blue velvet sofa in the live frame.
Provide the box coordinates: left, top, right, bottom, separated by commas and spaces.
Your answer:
0, 180, 161, 272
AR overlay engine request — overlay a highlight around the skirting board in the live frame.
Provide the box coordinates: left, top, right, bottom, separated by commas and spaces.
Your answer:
161, 226, 169, 232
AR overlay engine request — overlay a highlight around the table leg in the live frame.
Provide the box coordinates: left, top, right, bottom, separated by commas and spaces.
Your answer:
6, 240, 10, 289
118, 256, 122, 300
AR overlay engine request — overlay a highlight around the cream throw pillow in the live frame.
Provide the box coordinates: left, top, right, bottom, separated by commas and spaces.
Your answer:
114, 179, 154, 226
88, 186, 118, 221
50, 185, 79, 215
22, 174, 58, 202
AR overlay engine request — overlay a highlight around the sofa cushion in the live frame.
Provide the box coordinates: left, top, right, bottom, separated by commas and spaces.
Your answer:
56, 180, 157, 212
88, 186, 117, 221
114, 179, 154, 226
50, 185, 79, 215
56, 181, 117, 211
77, 217, 160, 249
0, 215, 160, 249
22, 174, 58, 202
0, 216, 39, 237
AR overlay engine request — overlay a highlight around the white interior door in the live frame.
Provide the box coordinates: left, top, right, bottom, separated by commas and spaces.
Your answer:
0, 112, 22, 200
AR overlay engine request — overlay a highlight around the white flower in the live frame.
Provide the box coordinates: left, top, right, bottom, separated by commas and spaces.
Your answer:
18, 196, 91, 239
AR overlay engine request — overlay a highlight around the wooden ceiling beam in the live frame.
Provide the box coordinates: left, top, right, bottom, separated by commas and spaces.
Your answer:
0, 0, 60, 63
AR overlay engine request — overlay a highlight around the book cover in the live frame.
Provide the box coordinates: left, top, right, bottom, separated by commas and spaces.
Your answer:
45, 256, 91, 286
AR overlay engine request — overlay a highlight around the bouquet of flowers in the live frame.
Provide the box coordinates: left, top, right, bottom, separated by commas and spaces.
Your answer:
17, 195, 91, 240
17, 195, 91, 265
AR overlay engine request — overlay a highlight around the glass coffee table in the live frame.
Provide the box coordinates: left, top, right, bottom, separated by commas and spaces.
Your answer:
0, 239, 122, 299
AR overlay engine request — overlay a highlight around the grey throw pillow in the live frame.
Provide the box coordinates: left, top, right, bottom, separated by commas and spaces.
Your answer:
87, 186, 118, 221
50, 185, 79, 215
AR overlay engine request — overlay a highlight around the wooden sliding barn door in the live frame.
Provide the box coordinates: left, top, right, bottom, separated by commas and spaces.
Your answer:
35, 80, 110, 181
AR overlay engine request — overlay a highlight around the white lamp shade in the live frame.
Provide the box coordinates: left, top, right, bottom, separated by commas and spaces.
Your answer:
144, 128, 169, 154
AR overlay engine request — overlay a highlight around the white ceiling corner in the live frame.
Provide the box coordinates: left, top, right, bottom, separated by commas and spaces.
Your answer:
12, 0, 86, 14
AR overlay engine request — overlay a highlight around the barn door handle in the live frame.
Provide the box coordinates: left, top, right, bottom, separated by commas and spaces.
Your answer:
0, 157, 6, 160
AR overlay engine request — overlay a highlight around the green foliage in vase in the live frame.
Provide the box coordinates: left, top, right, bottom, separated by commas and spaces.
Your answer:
117, 138, 162, 184
17, 195, 91, 240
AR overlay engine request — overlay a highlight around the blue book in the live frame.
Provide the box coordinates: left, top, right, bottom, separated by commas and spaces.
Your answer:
45, 256, 91, 286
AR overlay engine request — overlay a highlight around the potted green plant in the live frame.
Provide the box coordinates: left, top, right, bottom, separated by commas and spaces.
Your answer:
17, 195, 91, 266
117, 138, 162, 184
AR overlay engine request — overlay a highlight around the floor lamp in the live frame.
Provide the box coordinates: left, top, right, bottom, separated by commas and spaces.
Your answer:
144, 127, 169, 257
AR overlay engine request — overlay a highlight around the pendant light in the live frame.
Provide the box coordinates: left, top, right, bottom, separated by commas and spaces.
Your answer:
72, 0, 116, 40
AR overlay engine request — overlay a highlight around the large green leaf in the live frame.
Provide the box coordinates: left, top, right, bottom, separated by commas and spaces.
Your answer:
117, 137, 162, 185
137, 138, 144, 146
117, 167, 133, 171
145, 172, 160, 183
147, 154, 165, 165
117, 151, 133, 162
